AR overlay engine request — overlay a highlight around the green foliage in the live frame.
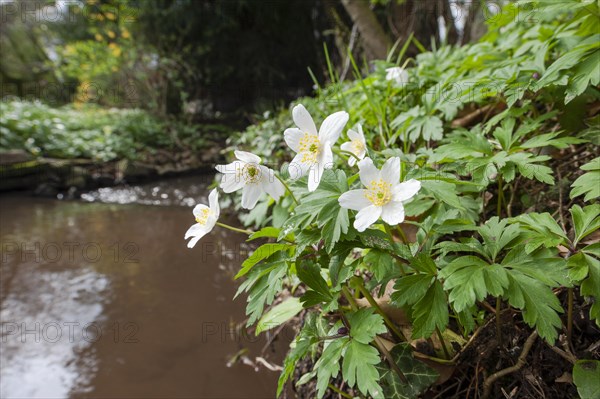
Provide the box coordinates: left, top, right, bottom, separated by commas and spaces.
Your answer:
571, 157, 600, 202
376, 343, 439, 399
223, 1, 600, 397
573, 360, 600, 399
0, 100, 224, 161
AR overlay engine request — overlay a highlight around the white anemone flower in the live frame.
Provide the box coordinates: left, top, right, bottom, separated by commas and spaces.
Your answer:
338, 157, 421, 232
185, 188, 219, 248
385, 67, 409, 86
284, 104, 349, 192
340, 124, 367, 167
216, 150, 284, 209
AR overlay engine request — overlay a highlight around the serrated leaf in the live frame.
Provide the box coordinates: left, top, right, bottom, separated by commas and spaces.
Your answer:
580, 254, 600, 326
236, 243, 292, 278
506, 272, 563, 343
570, 204, 600, 246
411, 280, 449, 339
346, 308, 387, 344
342, 341, 383, 398
256, 297, 303, 335
315, 338, 347, 398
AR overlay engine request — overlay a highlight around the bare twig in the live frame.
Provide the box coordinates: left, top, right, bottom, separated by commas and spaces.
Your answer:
482, 331, 538, 399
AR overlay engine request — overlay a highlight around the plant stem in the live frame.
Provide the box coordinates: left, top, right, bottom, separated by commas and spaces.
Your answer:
355, 279, 407, 342
341, 285, 358, 311
342, 285, 409, 385
567, 287, 573, 343
328, 384, 353, 399
497, 174, 504, 217
396, 225, 409, 244
375, 335, 409, 384
216, 222, 254, 235
274, 174, 298, 205
334, 148, 361, 162
435, 327, 451, 359
496, 297, 503, 348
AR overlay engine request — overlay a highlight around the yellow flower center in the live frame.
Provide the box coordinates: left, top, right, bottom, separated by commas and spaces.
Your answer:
241, 163, 261, 184
298, 133, 320, 163
351, 139, 365, 154
195, 208, 211, 225
365, 179, 392, 206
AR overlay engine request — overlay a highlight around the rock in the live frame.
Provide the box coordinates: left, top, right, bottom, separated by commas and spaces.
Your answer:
0, 150, 33, 165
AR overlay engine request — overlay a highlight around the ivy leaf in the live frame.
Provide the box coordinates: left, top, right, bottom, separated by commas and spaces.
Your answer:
376, 343, 439, 399
346, 308, 387, 344
570, 157, 600, 202
342, 341, 383, 398
573, 360, 600, 399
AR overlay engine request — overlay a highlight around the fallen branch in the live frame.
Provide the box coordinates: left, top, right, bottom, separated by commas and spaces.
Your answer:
482, 331, 538, 399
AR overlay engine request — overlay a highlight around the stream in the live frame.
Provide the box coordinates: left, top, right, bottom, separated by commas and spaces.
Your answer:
0, 176, 289, 398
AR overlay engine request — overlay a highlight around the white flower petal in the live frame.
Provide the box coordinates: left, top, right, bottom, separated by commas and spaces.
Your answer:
259, 165, 285, 200
185, 223, 203, 239
340, 141, 353, 152
292, 104, 318, 135
339, 189, 370, 211
318, 111, 349, 144
381, 201, 405, 225
284, 128, 303, 152
187, 232, 206, 249
354, 205, 382, 232
219, 173, 244, 193
208, 188, 219, 215
357, 124, 365, 141
234, 150, 261, 164
346, 129, 358, 141
381, 157, 401, 185
319, 142, 334, 169
308, 162, 324, 192
358, 157, 380, 187
288, 153, 311, 179
241, 183, 262, 209
192, 204, 209, 219
392, 179, 421, 202
215, 161, 239, 174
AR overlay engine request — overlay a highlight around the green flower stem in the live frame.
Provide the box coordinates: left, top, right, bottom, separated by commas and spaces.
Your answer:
341, 285, 358, 311
333, 148, 361, 162
216, 222, 254, 235
355, 278, 407, 342
275, 173, 299, 205
567, 287, 573, 343
342, 284, 409, 384
435, 327, 451, 360
327, 384, 353, 399
395, 225, 409, 244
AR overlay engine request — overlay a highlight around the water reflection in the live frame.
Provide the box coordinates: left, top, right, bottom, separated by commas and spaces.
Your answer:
0, 187, 287, 398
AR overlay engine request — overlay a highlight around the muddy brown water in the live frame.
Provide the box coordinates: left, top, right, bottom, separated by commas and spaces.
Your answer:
0, 176, 290, 398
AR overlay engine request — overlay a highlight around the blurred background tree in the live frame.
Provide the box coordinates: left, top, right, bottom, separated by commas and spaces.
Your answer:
0, 0, 491, 123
